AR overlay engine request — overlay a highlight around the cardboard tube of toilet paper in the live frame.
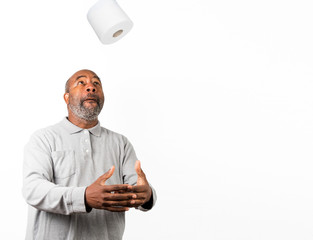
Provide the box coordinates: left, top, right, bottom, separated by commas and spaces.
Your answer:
87, 0, 133, 44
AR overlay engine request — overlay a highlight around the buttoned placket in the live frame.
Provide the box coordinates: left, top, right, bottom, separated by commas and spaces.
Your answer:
82, 129, 92, 159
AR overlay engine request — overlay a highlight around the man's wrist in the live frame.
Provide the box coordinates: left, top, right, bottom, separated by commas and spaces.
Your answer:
84, 188, 92, 213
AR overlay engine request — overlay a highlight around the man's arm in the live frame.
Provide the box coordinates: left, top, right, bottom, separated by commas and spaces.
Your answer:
22, 131, 86, 215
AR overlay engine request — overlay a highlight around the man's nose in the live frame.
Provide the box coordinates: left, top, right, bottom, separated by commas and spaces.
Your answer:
86, 84, 96, 93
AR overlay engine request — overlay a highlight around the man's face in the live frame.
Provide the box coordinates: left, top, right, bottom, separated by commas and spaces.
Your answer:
64, 70, 105, 121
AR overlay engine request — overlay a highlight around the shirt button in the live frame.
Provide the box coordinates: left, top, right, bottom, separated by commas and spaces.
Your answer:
86, 149, 89, 153
84, 130, 88, 134
85, 139, 88, 143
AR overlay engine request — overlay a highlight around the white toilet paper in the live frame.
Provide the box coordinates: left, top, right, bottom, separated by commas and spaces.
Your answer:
87, 0, 133, 44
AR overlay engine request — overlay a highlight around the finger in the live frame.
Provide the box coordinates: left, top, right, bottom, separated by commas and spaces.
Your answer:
135, 160, 145, 178
103, 184, 133, 192
104, 192, 137, 201
103, 207, 130, 212
135, 160, 147, 186
128, 199, 146, 208
132, 192, 146, 200
115, 189, 126, 193
102, 199, 137, 207
99, 166, 115, 186
130, 185, 148, 193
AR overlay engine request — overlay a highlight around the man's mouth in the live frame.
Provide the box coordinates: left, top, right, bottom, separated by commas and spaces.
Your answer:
82, 94, 100, 105
83, 97, 99, 103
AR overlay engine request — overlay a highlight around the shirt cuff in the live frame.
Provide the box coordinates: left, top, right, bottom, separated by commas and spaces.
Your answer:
71, 186, 88, 213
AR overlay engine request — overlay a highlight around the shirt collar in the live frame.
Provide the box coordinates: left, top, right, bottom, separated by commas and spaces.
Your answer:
61, 117, 101, 137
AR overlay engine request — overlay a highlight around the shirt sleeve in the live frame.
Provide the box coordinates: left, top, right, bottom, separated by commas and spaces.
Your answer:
22, 130, 87, 215
121, 137, 157, 211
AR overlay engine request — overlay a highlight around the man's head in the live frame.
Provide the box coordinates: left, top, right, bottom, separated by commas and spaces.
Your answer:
64, 69, 105, 122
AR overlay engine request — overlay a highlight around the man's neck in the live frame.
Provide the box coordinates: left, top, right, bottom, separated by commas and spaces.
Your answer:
67, 112, 98, 129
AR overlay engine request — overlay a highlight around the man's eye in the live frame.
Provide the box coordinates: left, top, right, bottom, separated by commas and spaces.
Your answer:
78, 81, 84, 85
94, 82, 100, 85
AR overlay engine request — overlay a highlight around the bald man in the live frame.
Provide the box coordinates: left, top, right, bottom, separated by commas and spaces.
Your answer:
23, 69, 156, 240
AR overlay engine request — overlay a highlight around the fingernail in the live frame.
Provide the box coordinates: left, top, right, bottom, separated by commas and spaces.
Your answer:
132, 195, 137, 199
131, 200, 135, 204
126, 208, 129, 211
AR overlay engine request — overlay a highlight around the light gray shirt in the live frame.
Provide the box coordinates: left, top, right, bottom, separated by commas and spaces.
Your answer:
23, 118, 156, 240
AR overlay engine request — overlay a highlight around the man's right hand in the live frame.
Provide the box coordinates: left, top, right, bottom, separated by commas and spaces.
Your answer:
85, 166, 137, 212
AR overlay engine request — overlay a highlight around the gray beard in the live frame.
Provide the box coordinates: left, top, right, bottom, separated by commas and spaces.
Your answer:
69, 100, 102, 121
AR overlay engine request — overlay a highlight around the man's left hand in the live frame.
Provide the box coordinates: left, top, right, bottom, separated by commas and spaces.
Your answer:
128, 160, 152, 207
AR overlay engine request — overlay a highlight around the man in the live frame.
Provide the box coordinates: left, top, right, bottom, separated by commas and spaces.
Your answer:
22, 69, 156, 240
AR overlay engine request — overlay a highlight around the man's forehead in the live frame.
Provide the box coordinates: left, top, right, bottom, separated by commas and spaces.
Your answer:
68, 70, 101, 87
71, 70, 98, 80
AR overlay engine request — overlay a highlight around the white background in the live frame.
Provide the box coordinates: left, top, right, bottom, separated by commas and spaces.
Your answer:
1, 0, 313, 239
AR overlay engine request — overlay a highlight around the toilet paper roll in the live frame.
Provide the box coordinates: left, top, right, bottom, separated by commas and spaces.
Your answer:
87, 0, 133, 44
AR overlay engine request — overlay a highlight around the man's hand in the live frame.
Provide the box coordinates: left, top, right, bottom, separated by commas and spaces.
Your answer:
85, 166, 137, 212
128, 160, 152, 207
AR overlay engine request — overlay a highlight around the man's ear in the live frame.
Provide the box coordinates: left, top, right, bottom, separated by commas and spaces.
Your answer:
64, 93, 69, 105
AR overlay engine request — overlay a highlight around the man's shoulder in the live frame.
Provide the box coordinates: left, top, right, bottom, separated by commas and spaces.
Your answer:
29, 121, 63, 140
26, 123, 61, 152
100, 126, 126, 138
100, 126, 129, 143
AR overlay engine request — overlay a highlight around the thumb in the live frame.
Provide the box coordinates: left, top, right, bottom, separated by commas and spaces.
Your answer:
135, 160, 146, 185
99, 166, 115, 186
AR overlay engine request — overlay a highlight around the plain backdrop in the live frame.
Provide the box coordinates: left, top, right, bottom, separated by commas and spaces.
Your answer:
1, 0, 313, 239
